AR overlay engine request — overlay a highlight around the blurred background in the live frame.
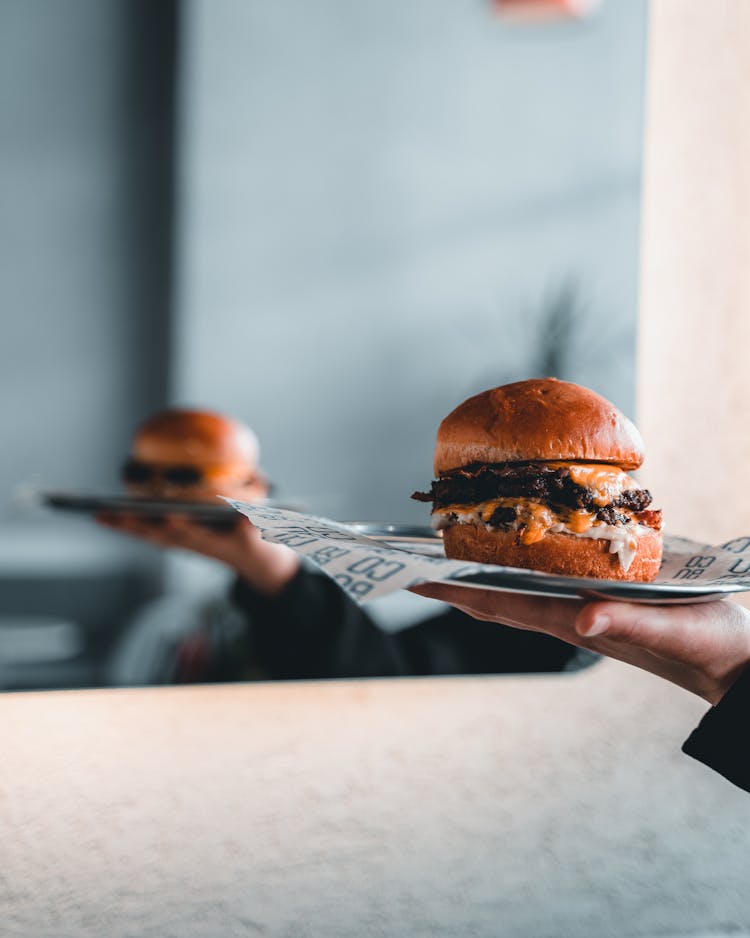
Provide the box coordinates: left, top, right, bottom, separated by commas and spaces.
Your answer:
0, 0, 647, 689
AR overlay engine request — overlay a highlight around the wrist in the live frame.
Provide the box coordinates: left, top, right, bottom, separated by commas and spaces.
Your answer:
234, 544, 300, 597
703, 603, 750, 705
707, 656, 750, 706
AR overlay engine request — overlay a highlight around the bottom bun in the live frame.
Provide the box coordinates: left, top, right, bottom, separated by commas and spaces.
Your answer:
442, 524, 662, 582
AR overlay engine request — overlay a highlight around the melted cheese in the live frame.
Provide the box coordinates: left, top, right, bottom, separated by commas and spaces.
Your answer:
431, 498, 646, 572
517, 502, 555, 545
565, 508, 597, 534
432, 499, 596, 534
548, 462, 638, 507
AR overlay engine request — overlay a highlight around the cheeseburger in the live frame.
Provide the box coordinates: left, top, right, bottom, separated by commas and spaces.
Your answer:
412, 378, 662, 581
122, 408, 268, 502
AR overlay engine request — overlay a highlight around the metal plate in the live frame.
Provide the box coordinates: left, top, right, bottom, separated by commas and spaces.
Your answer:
345, 522, 441, 544
343, 522, 745, 605
442, 570, 738, 605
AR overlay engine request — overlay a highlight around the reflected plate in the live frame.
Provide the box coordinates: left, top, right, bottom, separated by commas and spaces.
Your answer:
343, 522, 745, 605
41, 491, 271, 524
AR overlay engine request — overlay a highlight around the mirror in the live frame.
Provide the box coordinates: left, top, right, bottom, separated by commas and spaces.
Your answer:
0, 0, 648, 690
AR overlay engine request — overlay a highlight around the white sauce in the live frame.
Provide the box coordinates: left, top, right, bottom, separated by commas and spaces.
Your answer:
549, 522, 651, 573
431, 507, 482, 529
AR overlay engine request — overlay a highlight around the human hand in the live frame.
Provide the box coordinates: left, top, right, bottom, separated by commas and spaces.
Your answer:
98, 512, 299, 597
409, 583, 750, 705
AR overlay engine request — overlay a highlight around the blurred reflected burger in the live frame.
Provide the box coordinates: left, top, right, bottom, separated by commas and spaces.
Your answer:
412, 378, 662, 581
122, 408, 268, 502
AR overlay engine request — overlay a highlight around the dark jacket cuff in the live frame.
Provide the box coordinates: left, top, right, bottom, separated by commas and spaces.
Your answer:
682, 666, 750, 793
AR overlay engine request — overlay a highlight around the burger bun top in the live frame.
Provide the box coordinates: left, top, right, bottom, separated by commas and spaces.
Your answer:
434, 378, 644, 475
130, 408, 259, 471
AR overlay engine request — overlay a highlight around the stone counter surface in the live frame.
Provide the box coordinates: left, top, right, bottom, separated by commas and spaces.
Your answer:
1, 660, 749, 937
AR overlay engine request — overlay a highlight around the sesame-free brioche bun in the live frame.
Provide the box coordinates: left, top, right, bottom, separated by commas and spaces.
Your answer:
434, 378, 644, 475
420, 379, 662, 582
131, 409, 259, 470
443, 523, 662, 582
125, 408, 266, 500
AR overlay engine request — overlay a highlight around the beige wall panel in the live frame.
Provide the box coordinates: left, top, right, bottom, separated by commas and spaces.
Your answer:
639, 0, 750, 545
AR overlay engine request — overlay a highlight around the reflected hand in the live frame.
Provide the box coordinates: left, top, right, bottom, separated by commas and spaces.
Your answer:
98, 513, 299, 596
409, 582, 750, 705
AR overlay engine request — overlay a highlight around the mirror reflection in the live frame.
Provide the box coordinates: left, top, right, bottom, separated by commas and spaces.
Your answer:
0, 0, 647, 690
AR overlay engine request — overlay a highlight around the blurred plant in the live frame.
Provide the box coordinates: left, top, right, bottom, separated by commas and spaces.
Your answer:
466, 274, 634, 415
535, 278, 584, 380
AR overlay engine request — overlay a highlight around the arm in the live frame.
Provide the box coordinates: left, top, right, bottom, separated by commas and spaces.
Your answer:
99, 513, 412, 678
681, 668, 750, 792
98, 513, 585, 679
98, 513, 300, 597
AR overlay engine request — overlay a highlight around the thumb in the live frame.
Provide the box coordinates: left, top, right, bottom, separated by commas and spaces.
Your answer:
575, 600, 730, 660
575, 602, 665, 643
574, 599, 750, 704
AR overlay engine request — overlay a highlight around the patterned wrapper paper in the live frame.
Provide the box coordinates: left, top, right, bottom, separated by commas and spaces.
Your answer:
225, 501, 750, 605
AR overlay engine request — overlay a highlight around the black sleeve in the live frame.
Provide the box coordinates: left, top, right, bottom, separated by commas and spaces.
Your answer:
681, 667, 750, 793
230, 570, 412, 679
231, 569, 587, 680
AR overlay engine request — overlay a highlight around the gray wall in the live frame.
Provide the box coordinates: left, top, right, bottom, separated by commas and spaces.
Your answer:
173, 0, 648, 523
0, 0, 174, 520
0, 1, 176, 684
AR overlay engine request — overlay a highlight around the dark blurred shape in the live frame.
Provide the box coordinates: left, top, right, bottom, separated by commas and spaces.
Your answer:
0, 0, 179, 689
122, 460, 204, 487
122, 0, 179, 418
536, 280, 581, 379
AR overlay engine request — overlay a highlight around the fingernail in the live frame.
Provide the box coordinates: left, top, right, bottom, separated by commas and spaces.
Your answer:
582, 614, 610, 637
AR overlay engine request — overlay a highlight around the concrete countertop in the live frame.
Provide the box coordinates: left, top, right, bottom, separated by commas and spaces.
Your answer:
1, 660, 749, 937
